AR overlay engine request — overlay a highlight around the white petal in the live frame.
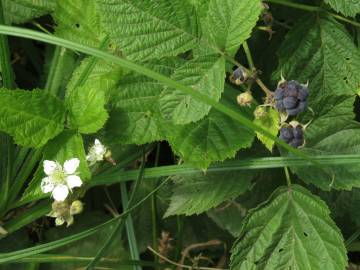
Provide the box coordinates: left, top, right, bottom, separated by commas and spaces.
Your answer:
43, 160, 57, 175
40, 177, 54, 193
66, 175, 83, 189
52, 184, 69, 201
64, 158, 80, 174
94, 139, 101, 146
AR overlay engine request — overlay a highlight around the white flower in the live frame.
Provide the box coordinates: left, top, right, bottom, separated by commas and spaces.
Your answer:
40, 158, 83, 202
86, 139, 107, 166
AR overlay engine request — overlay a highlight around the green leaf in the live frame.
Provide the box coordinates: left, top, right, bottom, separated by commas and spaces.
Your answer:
289, 95, 360, 190
274, 14, 360, 101
159, 55, 225, 124
3, 0, 56, 25
67, 57, 124, 102
166, 106, 255, 169
230, 185, 347, 270
96, 0, 199, 61
0, 88, 65, 148
204, 0, 262, 56
106, 58, 180, 144
253, 107, 279, 152
54, 0, 106, 47
324, 0, 360, 17
20, 130, 91, 204
66, 86, 108, 134
165, 171, 255, 217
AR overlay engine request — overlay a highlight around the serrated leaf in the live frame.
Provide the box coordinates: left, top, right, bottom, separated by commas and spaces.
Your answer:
204, 0, 262, 56
253, 107, 279, 152
0, 88, 65, 148
54, 0, 106, 47
274, 15, 360, 101
230, 185, 347, 270
66, 86, 108, 134
165, 106, 254, 169
165, 171, 255, 217
289, 96, 360, 190
96, 0, 199, 61
20, 131, 91, 204
324, 0, 360, 17
106, 58, 180, 144
159, 55, 225, 124
3, 0, 56, 25
67, 57, 124, 102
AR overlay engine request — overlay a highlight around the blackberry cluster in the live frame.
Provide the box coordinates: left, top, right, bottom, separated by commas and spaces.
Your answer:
279, 123, 304, 148
274, 80, 308, 116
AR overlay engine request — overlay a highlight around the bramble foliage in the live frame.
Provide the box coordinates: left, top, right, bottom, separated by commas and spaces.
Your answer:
0, 0, 359, 269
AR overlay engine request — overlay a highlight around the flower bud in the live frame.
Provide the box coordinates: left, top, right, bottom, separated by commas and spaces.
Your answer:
70, 200, 84, 215
237, 92, 253, 107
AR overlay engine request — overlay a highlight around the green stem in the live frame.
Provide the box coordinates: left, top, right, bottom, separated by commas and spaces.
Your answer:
345, 228, 360, 247
265, 0, 360, 28
45, 47, 73, 96
242, 42, 255, 71
0, 25, 316, 165
121, 182, 142, 270
91, 154, 360, 186
86, 150, 147, 269
284, 167, 292, 187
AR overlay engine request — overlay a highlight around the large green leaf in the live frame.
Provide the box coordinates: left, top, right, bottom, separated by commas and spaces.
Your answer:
165, 171, 255, 217
54, 0, 106, 47
274, 14, 360, 101
289, 95, 360, 190
96, 0, 199, 61
230, 185, 347, 270
0, 88, 65, 148
66, 86, 108, 134
204, 0, 262, 56
159, 55, 225, 124
20, 131, 90, 204
324, 0, 360, 17
106, 58, 180, 144
3, 0, 56, 25
166, 107, 254, 168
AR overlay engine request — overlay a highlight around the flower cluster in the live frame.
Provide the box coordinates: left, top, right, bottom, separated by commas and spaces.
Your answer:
40, 138, 111, 226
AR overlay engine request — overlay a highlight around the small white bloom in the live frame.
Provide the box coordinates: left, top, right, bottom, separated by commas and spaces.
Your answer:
86, 139, 107, 166
40, 158, 83, 202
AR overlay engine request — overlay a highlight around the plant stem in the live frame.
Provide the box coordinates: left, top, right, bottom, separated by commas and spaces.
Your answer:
284, 167, 292, 187
345, 228, 360, 247
265, 0, 360, 28
242, 42, 255, 70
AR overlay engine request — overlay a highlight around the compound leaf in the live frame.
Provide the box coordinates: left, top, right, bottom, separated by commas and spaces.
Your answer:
0, 88, 65, 148
230, 185, 347, 270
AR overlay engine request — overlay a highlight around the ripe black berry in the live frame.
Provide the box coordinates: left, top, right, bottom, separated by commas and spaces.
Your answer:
279, 122, 304, 148
274, 80, 308, 116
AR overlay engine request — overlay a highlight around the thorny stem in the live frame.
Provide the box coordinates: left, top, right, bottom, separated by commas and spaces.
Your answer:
265, 0, 360, 28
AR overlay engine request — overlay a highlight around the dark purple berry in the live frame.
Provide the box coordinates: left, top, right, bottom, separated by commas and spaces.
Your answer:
283, 96, 297, 109
273, 80, 309, 116
278, 123, 304, 148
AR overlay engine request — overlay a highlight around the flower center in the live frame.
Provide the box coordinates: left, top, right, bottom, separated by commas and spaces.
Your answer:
51, 169, 66, 184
